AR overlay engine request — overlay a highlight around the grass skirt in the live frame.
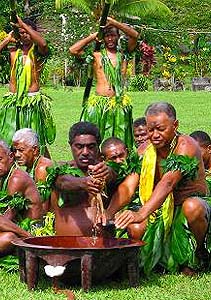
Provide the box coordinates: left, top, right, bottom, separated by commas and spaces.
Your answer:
0, 91, 56, 153
81, 94, 134, 149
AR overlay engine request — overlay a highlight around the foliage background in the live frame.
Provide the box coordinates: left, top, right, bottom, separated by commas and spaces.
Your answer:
1, 0, 211, 87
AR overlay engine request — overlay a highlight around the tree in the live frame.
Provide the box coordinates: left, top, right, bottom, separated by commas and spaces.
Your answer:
55, 0, 171, 20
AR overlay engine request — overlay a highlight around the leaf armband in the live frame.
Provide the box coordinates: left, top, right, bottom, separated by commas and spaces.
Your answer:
161, 154, 199, 181
45, 163, 84, 207
0, 191, 29, 214
108, 150, 142, 184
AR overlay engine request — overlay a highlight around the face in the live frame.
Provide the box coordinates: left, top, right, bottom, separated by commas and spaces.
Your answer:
0, 147, 14, 177
71, 135, 99, 170
146, 112, 178, 149
104, 144, 127, 164
197, 142, 211, 169
12, 140, 38, 168
104, 28, 119, 50
133, 125, 149, 147
19, 28, 32, 45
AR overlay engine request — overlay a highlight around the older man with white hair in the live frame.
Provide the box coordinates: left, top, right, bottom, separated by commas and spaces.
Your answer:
12, 128, 53, 213
0, 139, 41, 255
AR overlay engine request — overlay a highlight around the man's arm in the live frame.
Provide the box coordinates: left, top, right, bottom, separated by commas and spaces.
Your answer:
69, 32, 98, 56
8, 170, 42, 220
107, 17, 139, 52
55, 175, 103, 196
0, 31, 16, 52
106, 173, 139, 219
115, 137, 198, 228
115, 170, 182, 229
16, 16, 48, 55
0, 215, 31, 238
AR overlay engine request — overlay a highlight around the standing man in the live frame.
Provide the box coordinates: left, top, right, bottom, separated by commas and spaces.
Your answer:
0, 140, 41, 255
105, 102, 210, 274
12, 128, 53, 213
0, 16, 56, 154
69, 17, 139, 148
50, 121, 115, 237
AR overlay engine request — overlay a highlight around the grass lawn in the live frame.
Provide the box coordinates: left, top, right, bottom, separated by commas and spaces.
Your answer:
0, 86, 211, 299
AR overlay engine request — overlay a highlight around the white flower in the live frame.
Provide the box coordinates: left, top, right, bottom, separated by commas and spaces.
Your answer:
44, 265, 66, 277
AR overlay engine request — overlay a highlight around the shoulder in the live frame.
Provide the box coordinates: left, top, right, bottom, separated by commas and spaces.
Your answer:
8, 169, 32, 187
176, 135, 200, 157
37, 156, 53, 169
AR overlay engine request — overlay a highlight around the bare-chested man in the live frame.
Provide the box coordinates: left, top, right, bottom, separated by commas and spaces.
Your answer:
104, 102, 210, 274
0, 16, 55, 153
69, 17, 138, 148
50, 121, 115, 237
0, 140, 41, 255
12, 128, 53, 213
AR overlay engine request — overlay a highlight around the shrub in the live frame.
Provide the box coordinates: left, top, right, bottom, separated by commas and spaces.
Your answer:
128, 74, 148, 91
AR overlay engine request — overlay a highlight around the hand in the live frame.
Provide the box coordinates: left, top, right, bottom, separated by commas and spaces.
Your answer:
6, 31, 17, 43
114, 210, 141, 229
97, 209, 113, 226
88, 162, 109, 180
10, 15, 24, 30
106, 17, 116, 27
82, 176, 104, 195
90, 32, 98, 40
19, 230, 32, 238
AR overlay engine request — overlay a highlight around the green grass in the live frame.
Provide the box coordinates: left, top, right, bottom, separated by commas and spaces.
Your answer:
0, 86, 211, 299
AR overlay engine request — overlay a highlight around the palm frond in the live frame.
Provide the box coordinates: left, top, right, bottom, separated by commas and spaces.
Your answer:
55, 0, 171, 19
113, 0, 172, 18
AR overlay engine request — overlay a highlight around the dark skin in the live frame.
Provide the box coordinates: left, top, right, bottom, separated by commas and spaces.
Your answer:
51, 134, 115, 236
193, 140, 211, 171
12, 138, 53, 213
69, 17, 138, 97
0, 215, 31, 255
106, 112, 208, 251
0, 16, 48, 93
133, 124, 149, 148
102, 143, 128, 164
0, 145, 41, 255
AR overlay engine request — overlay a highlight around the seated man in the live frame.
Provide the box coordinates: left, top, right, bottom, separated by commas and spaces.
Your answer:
12, 128, 53, 213
190, 130, 211, 171
105, 102, 210, 274
101, 137, 128, 163
0, 140, 41, 255
133, 117, 149, 149
50, 122, 115, 236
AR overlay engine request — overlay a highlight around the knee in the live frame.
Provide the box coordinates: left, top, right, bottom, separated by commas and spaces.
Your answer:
0, 232, 17, 253
182, 198, 206, 223
127, 222, 146, 240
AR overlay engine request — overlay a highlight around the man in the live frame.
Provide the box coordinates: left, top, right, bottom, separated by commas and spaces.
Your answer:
50, 121, 115, 236
69, 17, 138, 149
12, 128, 53, 213
105, 102, 210, 274
101, 137, 128, 163
190, 130, 211, 171
0, 140, 41, 255
133, 117, 149, 148
0, 16, 55, 154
